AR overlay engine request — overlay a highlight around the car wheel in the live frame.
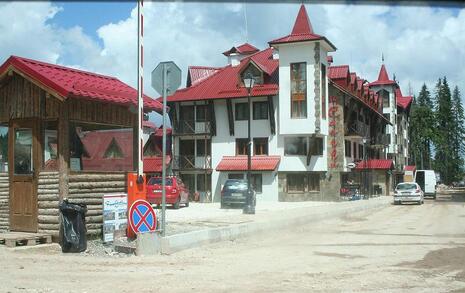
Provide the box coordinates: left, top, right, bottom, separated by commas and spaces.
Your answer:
173, 197, 180, 209
185, 201, 189, 207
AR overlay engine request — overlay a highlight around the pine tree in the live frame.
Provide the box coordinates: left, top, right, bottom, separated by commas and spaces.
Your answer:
451, 86, 465, 180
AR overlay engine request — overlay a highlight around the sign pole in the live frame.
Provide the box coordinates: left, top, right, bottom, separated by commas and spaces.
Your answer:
137, 0, 144, 179
161, 64, 167, 237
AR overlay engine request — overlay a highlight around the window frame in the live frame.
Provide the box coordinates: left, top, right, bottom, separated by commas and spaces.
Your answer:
235, 103, 249, 121
290, 62, 307, 119
253, 137, 269, 156
284, 137, 307, 156
287, 173, 306, 193
253, 101, 269, 120
236, 138, 248, 155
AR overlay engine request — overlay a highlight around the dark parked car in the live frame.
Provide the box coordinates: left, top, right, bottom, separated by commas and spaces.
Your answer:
146, 176, 189, 209
220, 179, 256, 209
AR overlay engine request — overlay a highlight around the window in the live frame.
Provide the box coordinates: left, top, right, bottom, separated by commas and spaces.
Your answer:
196, 139, 211, 156
353, 142, 357, 158
196, 105, 210, 122
308, 173, 320, 191
345, 140, 351, 157
253, 101, 268, 120
308, 137, 324, 156
0, 125, 8, 172
180, 105, 195, 121
359, 144, 364, 159
251, 174, 262, 193
379, 90, 390, 108
14, 128, 33, 175
253, 138, 268, 155
197, 174, 211, 192
42, 121, 58, 171
321, 63, 327, 119
104, 138, 124, 159
235, 103, 249, 121
241, 64, 263, 85
290, 62, 307, 118
383, 113, 390, 122
284, 137, 307, 156
236, 138, 248, 155
287, 173, 306, 192
228, 173, 244, 180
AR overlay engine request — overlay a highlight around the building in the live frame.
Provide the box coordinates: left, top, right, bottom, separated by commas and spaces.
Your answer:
0, 55, 163, 235
164, 4, 407, 202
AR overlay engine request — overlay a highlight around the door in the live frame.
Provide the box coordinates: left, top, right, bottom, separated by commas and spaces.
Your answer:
9, 119, 39, 232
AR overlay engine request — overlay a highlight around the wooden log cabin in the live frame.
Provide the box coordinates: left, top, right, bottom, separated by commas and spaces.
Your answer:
0, 56, 163, 237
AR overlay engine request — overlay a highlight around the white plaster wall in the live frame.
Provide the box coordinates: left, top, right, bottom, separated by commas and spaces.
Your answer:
373, 85, 397, 154
275, 135, 327, 172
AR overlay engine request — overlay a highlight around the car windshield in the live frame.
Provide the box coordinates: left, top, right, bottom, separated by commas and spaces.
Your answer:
148, 178, 173, 186
224, 180, 248, 190
397, 183, 417, 190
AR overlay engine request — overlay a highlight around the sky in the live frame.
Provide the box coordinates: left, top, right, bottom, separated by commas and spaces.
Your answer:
1, 1, 465, 124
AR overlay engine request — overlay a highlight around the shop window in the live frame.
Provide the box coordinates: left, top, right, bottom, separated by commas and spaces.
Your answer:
253, 101, 268, 120
235, 103, 248, 121
344, 140, 351, 157
308, 137, 324, 156
290, 62, 307, 118
43, 121, 58, 171
321, 63, 327, 119
287, 173, 306, 192
0, 124, 8, 172
196, 105, 210, 122
14, 129, 33, 175
251, 174, 262, 193
196, 139, 211, 156
236, 138, 248, 155
69, 122, 133, 172
253, 138, 268, 155
308, 173, 320, 191
284, 137, 307, 156
228, 173, 244, 180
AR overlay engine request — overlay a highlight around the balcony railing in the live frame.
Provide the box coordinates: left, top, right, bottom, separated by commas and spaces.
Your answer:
345, 120, 370, 138
173, 120, 212, 136
371, 134, 389, 146
172, 155, 212, 170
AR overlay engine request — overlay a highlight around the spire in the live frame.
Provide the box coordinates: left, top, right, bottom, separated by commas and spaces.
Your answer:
382, 53, 384, 64
377, 64, 390, 82
291, 4, 314, 35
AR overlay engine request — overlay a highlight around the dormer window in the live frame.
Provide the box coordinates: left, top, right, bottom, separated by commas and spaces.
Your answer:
241, 63, 263, 85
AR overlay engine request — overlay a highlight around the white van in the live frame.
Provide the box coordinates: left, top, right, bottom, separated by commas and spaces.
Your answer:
414, 170, 437, 199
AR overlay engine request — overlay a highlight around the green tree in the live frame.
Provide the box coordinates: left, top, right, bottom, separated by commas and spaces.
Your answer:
451, 86, 465, 179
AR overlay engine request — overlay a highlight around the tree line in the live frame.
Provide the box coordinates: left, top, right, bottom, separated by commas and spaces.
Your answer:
408, 77, 465, 185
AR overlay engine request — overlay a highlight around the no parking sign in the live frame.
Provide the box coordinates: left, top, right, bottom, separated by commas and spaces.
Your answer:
128, 199, 157, 234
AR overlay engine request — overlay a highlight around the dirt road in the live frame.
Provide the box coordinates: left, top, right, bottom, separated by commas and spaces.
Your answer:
1, 195, 465, 292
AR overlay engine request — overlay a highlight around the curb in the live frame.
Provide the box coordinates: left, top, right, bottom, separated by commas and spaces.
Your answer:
136, 197, 391, 255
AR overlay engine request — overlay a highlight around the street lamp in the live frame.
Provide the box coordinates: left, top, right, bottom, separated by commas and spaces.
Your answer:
243, 73, 255, 214
362, 137, 370, 198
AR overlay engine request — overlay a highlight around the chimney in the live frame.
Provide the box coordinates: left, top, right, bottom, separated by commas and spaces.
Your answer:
228, 53, 241, 67
327, 55, 333, 65
272, 47, 279, 60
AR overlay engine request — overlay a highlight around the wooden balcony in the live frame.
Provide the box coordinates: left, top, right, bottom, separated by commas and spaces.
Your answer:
172, 155, 212, 170
345, 121, 370, 138
173, 120, 212, 136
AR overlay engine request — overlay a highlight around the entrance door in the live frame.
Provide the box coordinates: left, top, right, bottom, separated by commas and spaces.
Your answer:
9, 120, 39, 232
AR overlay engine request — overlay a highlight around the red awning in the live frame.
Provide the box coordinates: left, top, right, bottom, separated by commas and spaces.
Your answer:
404, 165, 416, 172
216, 156, 280, 171
354, 159, 394, 170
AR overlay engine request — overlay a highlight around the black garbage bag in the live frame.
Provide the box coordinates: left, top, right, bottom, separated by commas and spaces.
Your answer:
59, 199, 87, 253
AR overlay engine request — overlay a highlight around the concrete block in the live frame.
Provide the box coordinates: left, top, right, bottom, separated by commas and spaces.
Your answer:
135, 232, 162, 256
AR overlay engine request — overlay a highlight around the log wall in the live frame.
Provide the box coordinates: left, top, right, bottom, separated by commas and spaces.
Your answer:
68, 172, 127, 236
37, 172, 60, 236
0, 172, 9, 232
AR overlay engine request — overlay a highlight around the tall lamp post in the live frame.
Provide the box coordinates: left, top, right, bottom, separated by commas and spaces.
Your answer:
362, 137, 370, 198
243, 73, 255, 215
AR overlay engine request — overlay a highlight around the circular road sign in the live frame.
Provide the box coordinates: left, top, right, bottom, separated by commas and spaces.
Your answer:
128, 199, 157, 234
151, 61, 182, 96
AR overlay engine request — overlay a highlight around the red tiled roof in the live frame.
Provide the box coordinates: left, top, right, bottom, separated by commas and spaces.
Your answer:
268, 5, 336, 50
216, 156, 281, 171
144, 156, 171, 173
354, 159, 394, 170
405, 165, 416, 172
395, 88, 413, 110
187, 66, 221, 87
328, 65, 350, 80
223, 43, 259, 56
369, 64, 396, 86
164, 48, 278, 102
0, 55, 163, 112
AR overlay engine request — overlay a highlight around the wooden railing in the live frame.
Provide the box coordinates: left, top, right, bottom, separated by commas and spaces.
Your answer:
173, 120, 212, 135
172, 155, 212, 170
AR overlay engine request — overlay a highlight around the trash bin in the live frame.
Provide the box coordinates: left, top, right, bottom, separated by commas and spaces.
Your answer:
59, 199, 87, 253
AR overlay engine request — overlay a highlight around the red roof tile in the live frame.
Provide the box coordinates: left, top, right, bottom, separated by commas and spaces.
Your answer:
369, 64, 396, 86
216, 156, 281, 171
0, 55, 163, 112
395, 88, 413, 110
144, 156, 171, 173
187, 66, 221, 87
328, 65, 350, 80
268, 5, 336, 50
354, 159, 394, 170
164, 48, 278, 102
223, 43, 259, 56
404, 165, 416, 172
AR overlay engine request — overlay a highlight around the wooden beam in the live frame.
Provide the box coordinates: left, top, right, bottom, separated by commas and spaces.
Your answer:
58, 101, 69, 200
267, 96, 276, 135
226, 99, 234, 136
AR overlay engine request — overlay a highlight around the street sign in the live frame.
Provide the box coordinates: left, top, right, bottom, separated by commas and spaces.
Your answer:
151, 61, 182, 96
128, 199, 157, 234
347, 162, 356, 169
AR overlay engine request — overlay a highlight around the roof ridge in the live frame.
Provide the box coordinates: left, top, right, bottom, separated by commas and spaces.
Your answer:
12, 55, 118, 80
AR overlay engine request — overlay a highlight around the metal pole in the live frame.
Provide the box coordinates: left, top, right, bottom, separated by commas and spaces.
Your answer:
161, 64, 167, 237
137, 0, 144, 178
243, 88, 254, 214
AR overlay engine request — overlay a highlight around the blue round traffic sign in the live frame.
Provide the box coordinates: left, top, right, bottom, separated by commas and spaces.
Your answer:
128, 199, 157, 233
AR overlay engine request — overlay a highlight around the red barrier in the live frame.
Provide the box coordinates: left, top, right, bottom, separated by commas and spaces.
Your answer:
126, 172, 146, 239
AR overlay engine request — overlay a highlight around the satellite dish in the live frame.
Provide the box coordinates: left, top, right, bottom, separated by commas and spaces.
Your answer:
347, 163, 356, 169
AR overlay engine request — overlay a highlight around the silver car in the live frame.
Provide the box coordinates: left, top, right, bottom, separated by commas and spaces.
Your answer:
394, 182, 424, 205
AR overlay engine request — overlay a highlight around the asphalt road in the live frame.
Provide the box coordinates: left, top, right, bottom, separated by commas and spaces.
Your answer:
1, 194, 465, 292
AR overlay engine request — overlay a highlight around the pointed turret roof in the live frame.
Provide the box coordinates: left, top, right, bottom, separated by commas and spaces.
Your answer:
268, 4, 336, 51
369, 64, 397, 86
